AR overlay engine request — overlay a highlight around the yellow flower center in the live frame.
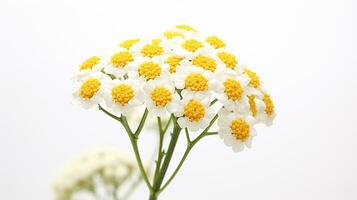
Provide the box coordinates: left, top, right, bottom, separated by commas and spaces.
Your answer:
111, 84, 134, 105
183, 100, 205, 122
248, 96, 257, 116
150, 87, 172, 107
217, 52, 237, 69
192, 55, 217, 71
80, 56, 100, 71
263, 93, 274, 116
165, 56, 183, 73
119, 38, 140, 49
175, 24, 195, 31
80, 78, 101, 99
164, 31, 184, 39
141, 44, 164, 58
152, 39, 162, 45
138, 62, 161, 80
230, 119, 250, 141
184, 73, 208, 91
206, 36, 226, 49
182, 39, 203, 52
244, 69, 261, 88
110, 51, 134, 68
224, 78, 243, 100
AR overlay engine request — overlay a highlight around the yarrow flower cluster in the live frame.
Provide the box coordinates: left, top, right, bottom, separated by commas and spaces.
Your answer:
72, 24, 275, 152
72, 25, 276, 200
52, 147, 137, 200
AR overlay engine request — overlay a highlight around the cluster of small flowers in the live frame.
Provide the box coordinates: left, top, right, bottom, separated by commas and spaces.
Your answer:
52, 147, 136, 200
72, 25, 275, 152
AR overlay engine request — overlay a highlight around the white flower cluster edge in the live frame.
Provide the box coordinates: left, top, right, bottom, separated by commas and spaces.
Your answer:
52, 147, 136, 200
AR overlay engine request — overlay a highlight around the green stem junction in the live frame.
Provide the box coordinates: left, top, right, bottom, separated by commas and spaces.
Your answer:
98, 104, 218, 200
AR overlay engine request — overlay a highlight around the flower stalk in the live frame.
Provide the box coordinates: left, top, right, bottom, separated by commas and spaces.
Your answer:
99, 105, 219, 200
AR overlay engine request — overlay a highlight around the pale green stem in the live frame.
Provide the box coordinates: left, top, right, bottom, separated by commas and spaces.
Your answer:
98, 105, 152, 190
159, 114, 219, 192
120, 116, 152, 190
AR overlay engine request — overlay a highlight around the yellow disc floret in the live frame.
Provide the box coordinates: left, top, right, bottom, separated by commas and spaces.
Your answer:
119, 38, 140, 50
110, 51, 134, 68
80, 56, 100, 71
183, 100, 205, 122
230, 119, 250, 141
224, 78, 243, 101
182, 39, 203, 52
165, 56, 183, 73
175, 24, 195, 31
248, 96, 257, 116
244, 68, 261, 88
217, 52, 238, 69
150, 87, 172, 107
263, 93, 274, 116
164, 31, 184, 39
80, 78, 101, 99
185, 73, 208, 91
152, 39, 162, 45
138, 62, 161, 80
111, 84, 134, 105
206, 36, 226, 49
192, 55, 217, 72
141, 44, 164, 58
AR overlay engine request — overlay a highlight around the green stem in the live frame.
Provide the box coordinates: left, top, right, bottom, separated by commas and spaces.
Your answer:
121, 116, 152, 190
98, 104, 121, 122
151, 118, 181, 198
100, 103, 219, 200
191, 114, 218, 145
98, 105, 152, 190
159, 114, 219, 192
134, 108, 149, 137
152, 117, 165, 185
149, 192, 158, 200
159, 145, 192, 192
162, 116, 172, 134
210, 99, 218, 106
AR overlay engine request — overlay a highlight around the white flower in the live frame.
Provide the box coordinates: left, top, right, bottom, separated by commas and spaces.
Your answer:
242, 66, 265, 96
72, 72, 109, 109
214, 68, 251, 113
215, 48, 242, 72
127, 56, 169, 83
143, 78, 180, 117
104, 78, 143, 116
130, 38, 167, 59
77, 55, 105, 72
179, 45, 223, 73
173, 66, 216, 98
171, 24, 198, 38
175, 93, 215, 131
102, 48, 135, 79
72, 55, 106, 82
218, 108, 257, 152
179, 39, 215, 59
248, 91, 276, 126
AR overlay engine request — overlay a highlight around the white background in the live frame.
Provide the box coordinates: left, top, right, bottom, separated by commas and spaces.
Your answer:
0, 0, 356, 199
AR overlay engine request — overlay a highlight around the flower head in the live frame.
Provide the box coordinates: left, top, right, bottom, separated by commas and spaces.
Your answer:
72, 25, 276, 152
